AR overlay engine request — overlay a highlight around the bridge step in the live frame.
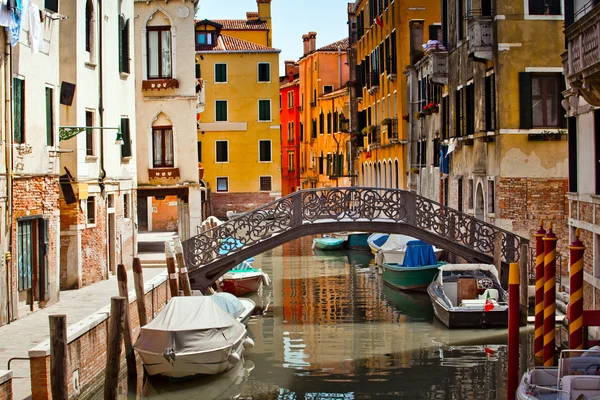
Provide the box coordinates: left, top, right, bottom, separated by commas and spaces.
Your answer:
139, 259, 167, 269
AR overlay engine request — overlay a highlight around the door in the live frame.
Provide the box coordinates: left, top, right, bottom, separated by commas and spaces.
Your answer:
38, 218, 49, 302
17, 220, 33, 305
138, 195, 148, 231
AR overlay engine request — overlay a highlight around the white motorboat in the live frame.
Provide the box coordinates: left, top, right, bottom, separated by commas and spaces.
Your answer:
211, 292, 255, 326
517, 348, 600, 399
135, 296, 255, 379
369, 233, 443, 266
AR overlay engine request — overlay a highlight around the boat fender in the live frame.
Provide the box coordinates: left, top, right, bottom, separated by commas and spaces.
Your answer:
262, 273, 271, 286
243, 337, 255, 349
228, 352, 241, 365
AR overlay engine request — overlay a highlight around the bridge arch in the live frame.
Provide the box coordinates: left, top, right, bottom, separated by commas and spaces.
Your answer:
183, 188, 528, 292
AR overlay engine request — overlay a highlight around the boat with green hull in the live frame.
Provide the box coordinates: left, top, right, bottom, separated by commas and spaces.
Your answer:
382, 262, 445, 291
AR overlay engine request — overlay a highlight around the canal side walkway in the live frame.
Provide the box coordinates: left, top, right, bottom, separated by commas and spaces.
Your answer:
0, 231, 176, 400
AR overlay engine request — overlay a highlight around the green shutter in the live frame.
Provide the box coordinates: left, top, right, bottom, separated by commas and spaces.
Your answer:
196, 64, 201, 79
215, 64, 226, 82
216, 101, 227, 121
45, 87, 53, 146
519, 72, 533, 129
121, 118, 132, 158
13, 78, 24, 144
259, 100, 270, 121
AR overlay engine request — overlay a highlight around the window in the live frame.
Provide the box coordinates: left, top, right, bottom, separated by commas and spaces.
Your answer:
457, 177, 463, 212
288, 91, 294, 108
45, 0, 58, 13
468, 178, 474, 209
259, 140, 272, 162
443, 177, 449, 206
152, 126, 174, 167
323, 85, 334, 94
466, 83, 475, 136
86, 110, 94, 156
196, 31, 215, 45
45, 87, 54, 146
457, 0, 465, 40
197, 141, 202, 163
120, 117, 131, 158
215, 100, 228, 122
87, 196, 96, 225
319, 112, 324, 134
119, 17, 130, 74
288, 152, 295, 171
85, 0, 93, 53
215, 63, 227, 83
279, 94, 282, 110
528, 0, 561, 15
260, 176, 272, 191
258, 63, 271, 82
520, 72, 564, 129
216, 140, 228, 162
216, 177, 228, 192
258, 100, 271, 121
487, 179, 495, 213
485, 73, 496, 131
147, 26, 172, 79
455, 88, 464, 136
441, 95, 449, 140
123, 194, 130, 219
13, 77, 24, 144
300, 122, 304, 141
107, 194, 114, 208
17, 219, 33, 292
327, 112, 332, 133
288, 122, 294, 141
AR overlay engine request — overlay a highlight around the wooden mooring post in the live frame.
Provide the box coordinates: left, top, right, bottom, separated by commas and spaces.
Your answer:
173, 236, 192, 296
49, 314, 68, 400
132, 258, 148, 327
117, 264, 137, 378
165, 242, 179, 297
104, 297, 126, 400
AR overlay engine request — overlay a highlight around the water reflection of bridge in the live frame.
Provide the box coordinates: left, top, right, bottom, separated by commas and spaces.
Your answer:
182, 188, 529, 292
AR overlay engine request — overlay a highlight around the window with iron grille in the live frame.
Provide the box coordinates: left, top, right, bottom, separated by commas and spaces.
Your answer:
259, 176, 272, 191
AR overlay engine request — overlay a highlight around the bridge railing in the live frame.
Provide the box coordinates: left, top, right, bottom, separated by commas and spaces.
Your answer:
183, 188, 528, 272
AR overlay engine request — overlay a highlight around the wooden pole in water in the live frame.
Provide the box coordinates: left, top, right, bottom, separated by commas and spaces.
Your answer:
569, 229, 585, 350
165, 242, 179, 297
493, 231, 503, 281
117, 264, 137, 378
534, 220, 546, 365
49, 314, 68, 400
132, 258, 148, 327
173, 236, 192, 296
543, 222, 558, 366
508, 262, 520, 400
519, 243, 529, 327
104, 297, 126, 400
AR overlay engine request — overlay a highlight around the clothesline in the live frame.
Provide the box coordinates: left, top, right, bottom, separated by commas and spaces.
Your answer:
0, 0, 45, 52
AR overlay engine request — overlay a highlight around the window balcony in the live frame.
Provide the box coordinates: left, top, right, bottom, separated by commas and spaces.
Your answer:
149, 167, 180, 180
466, 12, 493, 61
367, 70, 380, 94
564, 3, 600, 106
387, 118, 399, 142
427, 51, 448, 85
368, 125, 381, 147
385, 56, 397, 81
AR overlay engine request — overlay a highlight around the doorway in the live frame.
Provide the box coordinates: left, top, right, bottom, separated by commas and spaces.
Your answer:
16, 217, 48, 312
138, 195, 148, 231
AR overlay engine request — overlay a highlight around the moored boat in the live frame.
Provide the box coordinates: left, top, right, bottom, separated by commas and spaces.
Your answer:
382, 240, 444, 291
517, 348, 600, 399
219, 268, 267, 296
135, 297, 255, 379
427, 264, 508, 329
373, 234, 444, 266
313, 237, 345, 250
367, 233, 388, 255
211, 292, 255, 326
333, 232, 370, 251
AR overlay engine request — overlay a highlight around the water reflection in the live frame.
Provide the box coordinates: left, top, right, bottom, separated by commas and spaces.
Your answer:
143, 237, 510, 399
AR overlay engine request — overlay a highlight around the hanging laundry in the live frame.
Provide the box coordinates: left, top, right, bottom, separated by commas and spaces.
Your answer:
7, 0, 15, 10
0, 2, 13, 28
7, 8, 22, 46
28, 2, 41, 53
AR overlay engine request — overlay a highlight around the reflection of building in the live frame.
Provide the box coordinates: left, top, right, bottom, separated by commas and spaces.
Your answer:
134, 0, 203, 238
280, 61, 301, 196
562, 1, 600, 338
59, 0, 137, 288
196, 0, 282, 218
441, 0, 567, 245
298, 34, 351, 189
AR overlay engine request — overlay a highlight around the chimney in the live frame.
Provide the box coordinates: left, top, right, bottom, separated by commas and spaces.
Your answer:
409, 20, 425, 65
257, 0, 273, 47
302, 34, 310, 56
308, 31, 317, 53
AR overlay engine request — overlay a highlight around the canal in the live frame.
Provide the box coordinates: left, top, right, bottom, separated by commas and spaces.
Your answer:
144, 236, 512, 399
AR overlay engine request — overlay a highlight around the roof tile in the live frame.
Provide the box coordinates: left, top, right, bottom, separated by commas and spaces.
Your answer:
212, 19, 269, 31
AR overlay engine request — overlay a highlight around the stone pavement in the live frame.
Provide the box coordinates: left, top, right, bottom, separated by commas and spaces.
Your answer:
0, 231, 177, 400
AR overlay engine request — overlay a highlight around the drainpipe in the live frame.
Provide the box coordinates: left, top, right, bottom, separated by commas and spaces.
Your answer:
4, 34, 12, 323
98, 0, 106, 187
337, 47, 342, 89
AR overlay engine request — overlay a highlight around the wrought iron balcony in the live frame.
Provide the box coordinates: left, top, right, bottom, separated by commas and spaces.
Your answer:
427, 51, 448, 85
564, 2, 600, 106
367, 70, 380, 94
466, 12, 493, 61
368, 126, 381, 147
387, 118, 399, 142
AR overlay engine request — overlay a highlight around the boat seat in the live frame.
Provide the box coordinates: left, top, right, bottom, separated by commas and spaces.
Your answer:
560, 376, 600, 400
478, 288, 499, 301
460, 299, 499, 308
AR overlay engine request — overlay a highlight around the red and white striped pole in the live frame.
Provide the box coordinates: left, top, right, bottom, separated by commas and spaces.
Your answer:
534, 220, 546, 364
569, 228, 585, 350
543, 222, 558, 366
508, 262, 520, 399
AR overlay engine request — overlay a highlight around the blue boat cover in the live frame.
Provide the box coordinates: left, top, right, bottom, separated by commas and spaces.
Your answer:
219, 238, 255, 270
402, 240, 437, 267
373, 234, 389, 247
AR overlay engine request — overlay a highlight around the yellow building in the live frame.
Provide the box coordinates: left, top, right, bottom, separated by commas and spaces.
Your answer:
348, 0, 441, 189
196, 0, 281, 218
298, 35, 352, 189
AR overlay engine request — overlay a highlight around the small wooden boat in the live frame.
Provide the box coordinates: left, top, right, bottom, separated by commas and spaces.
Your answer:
313, 237, 345, 250
220, 268, 267, 296
135, 297, 255, 378
517, 347, 600, 399
382, 240, 444, 291
427, 264, 508, 329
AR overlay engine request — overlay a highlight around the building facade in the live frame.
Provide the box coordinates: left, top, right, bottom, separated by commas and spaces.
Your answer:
349, 0, 441, 190
441, 0, 568, 247
134, 0, 203, 238
563, 1, 600, 336
298, 35, 352, 189
59, 0, 137, 288
280, 61, 301, 196
196, 1, 282, 218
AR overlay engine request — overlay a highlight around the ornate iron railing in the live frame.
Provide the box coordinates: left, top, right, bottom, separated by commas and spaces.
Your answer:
183, 188, 528, 274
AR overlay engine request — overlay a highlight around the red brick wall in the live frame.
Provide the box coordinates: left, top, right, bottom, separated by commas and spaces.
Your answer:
81, 197, 108, 287
151, 196, 178, 232
29, 275, 171, 400
0, 376, 12, 400
212, 192, 279, 219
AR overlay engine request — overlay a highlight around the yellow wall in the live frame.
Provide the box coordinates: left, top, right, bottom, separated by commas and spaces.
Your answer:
198, 50, 281, 194
220, 29, 269, 47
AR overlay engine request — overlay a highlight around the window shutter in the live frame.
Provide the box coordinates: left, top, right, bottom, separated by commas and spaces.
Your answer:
121, 118, 132, 158
428, 24, 438, 41
195, 64, 201, 79
119, 17, 123, 72
485, 76, 491, 131
519, 72, 533, 129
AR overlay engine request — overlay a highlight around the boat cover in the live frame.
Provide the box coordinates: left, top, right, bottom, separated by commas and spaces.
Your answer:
211, 292, 245, 319
135, 297, 245, 355
380, 234, 414, 251
369, 233, 389, 248
402, 241, 437, 267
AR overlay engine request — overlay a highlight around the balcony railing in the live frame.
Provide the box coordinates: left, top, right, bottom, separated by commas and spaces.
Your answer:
368, 126, 381, 147
466, 11, 493, 61
367, 70, 380, 94
388, 119, 399, 142
428, 51, 448, 85
564, 2, 600, 106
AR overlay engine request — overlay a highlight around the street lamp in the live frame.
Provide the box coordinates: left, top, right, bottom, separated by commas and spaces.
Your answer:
59, 126, 124, 145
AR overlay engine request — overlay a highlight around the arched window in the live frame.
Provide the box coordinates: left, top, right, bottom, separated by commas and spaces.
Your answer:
383, 161, 387, 188
394, 160, 399, 189
152, 113, 174, 168
85, 0, 94, 53
361, 164, 365, 186
147, 10, 172, 79
388, 160, 392, 188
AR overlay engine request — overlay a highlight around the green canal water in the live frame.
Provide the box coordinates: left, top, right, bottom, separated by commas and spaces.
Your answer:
143, 237, 517, 399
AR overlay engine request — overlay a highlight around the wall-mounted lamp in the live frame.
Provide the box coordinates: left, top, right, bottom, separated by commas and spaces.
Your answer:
59, 126, 124, 145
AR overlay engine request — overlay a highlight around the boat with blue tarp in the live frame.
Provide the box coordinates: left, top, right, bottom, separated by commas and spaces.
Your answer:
381, 240, 445, 291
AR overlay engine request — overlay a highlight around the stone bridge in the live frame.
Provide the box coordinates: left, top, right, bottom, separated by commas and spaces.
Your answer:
182, 188, 529, 292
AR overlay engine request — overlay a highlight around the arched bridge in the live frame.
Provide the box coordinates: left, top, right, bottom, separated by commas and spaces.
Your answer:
182, 188, 529, 292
